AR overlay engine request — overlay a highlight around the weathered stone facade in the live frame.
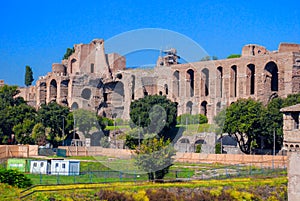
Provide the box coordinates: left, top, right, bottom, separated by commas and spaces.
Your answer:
20, 40, 300, 123
281, 104, 300, 201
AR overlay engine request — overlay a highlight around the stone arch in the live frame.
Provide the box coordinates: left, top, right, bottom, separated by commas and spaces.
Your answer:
200, 101, 208, 116
71, 102, 79, 110
201, 68, 209, 96
39, 82, 47, 105
180, 138, 190, 143
230, 65, 237, 97
49, 79, 57, 102
172, 71, 180, 97
70, 58, 77, 74
246, 64, 255, 95
195, 139, 205, 145
264, 61, 278, 91
216, 66, 223, 98
111, 81, 125, 107
186, 101, 193, 114
186, 69, 195, 97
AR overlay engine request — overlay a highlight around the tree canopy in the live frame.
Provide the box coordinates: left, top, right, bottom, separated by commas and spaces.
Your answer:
24, 65, 34, 86
63, 47, 75, 60
129, 95, 177, 138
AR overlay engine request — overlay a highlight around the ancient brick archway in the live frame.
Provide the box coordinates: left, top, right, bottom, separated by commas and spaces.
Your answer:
49, 79, 57, 102
246, 64, 255, 95
264, 61, 278, 92
186, 69, 195, 97
172, 71, 180, 98
201, 68, 209, 97
216, 66, 223, 98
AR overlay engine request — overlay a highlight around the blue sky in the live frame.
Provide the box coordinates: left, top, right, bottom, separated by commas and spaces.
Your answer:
0, 0, 299, 86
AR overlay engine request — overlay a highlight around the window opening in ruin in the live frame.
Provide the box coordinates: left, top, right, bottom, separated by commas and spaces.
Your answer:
265, 61, 278, 91
173, 71, 180, 97
217, 67, 223, 98
50, 79, 57, 101
71, 102, 79, 110
247, 64, 255, 95
230, 65, 237, 97
159, 91, 162, 95
103, 93, 108, 102
144, 91, 148, 96
165, 84, 168, 95
187, 69, 195, 97
186, 101, 193, 114
91, 63, 94, 73
292, 113, 299, 130
201, 68, 209, 96
200, 101, 208, 116
132, 93, 135, 100
71, 59, 76, 74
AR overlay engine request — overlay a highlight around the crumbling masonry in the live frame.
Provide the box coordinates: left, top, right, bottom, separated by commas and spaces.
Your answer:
19, 39, 300, 123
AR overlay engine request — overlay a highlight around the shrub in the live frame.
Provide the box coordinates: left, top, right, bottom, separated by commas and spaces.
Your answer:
177, 114, 208, 125
215, 142, 221, 154
195, 144, 202, 153
0, 168, 32, 188
95, 189, 134, 201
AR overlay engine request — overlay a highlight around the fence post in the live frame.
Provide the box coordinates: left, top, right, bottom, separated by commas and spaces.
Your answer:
40, 172, 42, 184
57, 173, 60, 184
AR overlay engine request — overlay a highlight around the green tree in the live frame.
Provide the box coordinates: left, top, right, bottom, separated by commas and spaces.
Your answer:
221, 98, 264, 154
129, 95, 177, 138
73, 109, 99, 137
31, 123, 46, 146
227, 54, 241, 59
63, 47, 75, 60
0, 85, 35, 144
37, 102, 70, 146
12, 119, 35, 144
24, 65, 34, 86
134, 137, 175, 181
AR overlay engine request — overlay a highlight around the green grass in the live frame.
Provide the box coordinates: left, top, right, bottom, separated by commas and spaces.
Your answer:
105, 125, 130, 131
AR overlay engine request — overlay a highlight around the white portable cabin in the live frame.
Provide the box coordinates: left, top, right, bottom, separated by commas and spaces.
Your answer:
30, 160, 51, 174
50, 160, 80, 175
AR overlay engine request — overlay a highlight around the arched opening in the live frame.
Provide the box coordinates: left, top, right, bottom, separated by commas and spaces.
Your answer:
70, 59, 77, 74
49, 79, 57, 102
186, 69, 194, 97
246, 64, 255, 95
264, 61, 278, 91
186, 101, 193, 114
60, 80, 69, 106
230, 65, 237, 97
81, 88, 92, 100
111, 82, 125, 107
172, 71, 180, 97
180, 138, 190, 143
164, 84, 168, 95
71, 102, 79, 110
216, 101, 222, 114
159, 91, 163, 95
39, 82, 47, 105
216, 67, 223, 98
200, 101, 208, 116
201, 68, 209, 96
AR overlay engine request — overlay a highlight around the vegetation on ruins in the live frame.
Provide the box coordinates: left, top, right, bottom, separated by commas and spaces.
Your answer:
227, 54, 241, 58
63, 47, 75, 60
177, 113, 208, 125
24, 65, 34, 86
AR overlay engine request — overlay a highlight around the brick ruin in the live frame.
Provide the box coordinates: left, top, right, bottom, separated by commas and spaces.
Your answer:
19, 39, 300, 123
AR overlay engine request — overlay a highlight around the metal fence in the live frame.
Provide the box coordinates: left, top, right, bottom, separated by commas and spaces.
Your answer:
26, 165, 286, 185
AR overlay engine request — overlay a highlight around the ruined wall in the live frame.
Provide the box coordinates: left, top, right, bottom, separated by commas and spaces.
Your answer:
20, 40, 300, 123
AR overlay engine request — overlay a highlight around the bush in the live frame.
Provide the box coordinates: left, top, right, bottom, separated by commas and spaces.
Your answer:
195, 144, 202, 153
227, 54, 241, 59
177, 114, 208, 125
95, 189, 134, 201
0, 168, 32, 188
215, 142, 222, 154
